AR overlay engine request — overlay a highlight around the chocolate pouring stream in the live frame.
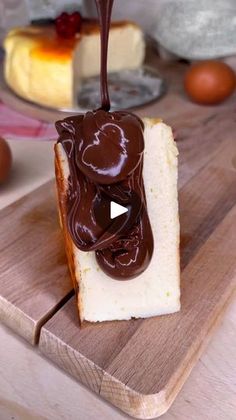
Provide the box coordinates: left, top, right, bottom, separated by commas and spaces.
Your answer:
55, 0, 154, 280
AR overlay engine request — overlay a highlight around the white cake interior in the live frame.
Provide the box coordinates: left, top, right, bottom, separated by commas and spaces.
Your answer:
74, 23, 145, 81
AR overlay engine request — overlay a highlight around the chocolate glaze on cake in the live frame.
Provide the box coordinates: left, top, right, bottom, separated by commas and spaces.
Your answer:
56, 0, 153, 280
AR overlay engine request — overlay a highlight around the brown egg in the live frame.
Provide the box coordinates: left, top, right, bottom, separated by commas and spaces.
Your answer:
0, 137, 12, 184
184, 61, 236, 105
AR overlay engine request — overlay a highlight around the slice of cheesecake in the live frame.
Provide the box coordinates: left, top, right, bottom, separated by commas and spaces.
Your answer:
4, 21, 145, 109
55, 118, 180, 323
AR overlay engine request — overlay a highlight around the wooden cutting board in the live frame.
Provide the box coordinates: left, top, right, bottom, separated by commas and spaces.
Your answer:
0, 180, 73, 344
0, 58, 236, 417
38, 139, 236, 419
0, 117, 235, 418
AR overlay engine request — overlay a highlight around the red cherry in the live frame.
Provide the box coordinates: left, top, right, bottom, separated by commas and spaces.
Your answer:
70, 11, 82, 30
56, 22, 74, 39
55, 11, 82, 39
59, 12, 69, 21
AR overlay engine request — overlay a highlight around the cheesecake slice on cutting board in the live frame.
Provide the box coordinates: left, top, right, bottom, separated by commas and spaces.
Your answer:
3, 20, 145, 109
55, 118, 180, 323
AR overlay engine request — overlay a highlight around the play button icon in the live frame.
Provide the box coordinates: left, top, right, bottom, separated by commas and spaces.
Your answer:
110, 201, 128, 220
92, 189, 143, 249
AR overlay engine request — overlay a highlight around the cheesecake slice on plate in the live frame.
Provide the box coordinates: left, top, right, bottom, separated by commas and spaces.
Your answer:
3, 20, 145, 109
55, 118, 180, 323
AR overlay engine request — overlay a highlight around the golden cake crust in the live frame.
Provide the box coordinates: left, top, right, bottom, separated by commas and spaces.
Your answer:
54, 143, 84, 323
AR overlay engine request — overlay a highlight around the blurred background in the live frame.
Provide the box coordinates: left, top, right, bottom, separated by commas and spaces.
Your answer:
0, 0, 163, 40
1, 0, 236, 59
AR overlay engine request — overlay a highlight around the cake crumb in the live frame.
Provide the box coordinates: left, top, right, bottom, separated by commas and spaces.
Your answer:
166, 291, 171, 297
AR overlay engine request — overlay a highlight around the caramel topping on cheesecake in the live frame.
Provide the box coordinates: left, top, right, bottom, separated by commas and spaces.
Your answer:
13, 20, 137, 62
31, 37, 78, 61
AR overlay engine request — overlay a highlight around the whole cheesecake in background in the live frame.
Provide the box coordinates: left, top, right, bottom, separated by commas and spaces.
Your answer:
3, 18, 145, 109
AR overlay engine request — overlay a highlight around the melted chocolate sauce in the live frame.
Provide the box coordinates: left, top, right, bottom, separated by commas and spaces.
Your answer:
95, 0, 113, 111
56, 0, 154, 280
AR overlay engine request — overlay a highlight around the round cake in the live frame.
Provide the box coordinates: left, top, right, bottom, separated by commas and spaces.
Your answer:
3, 19, 145, 109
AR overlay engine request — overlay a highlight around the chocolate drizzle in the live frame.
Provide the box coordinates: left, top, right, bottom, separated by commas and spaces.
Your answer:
56, 0, 154, 280
95, 0, 113, 111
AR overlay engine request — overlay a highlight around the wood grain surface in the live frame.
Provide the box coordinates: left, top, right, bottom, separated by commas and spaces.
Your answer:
1, 300, 236, 420
39, 135, 236, 418
0, 181, 73, 344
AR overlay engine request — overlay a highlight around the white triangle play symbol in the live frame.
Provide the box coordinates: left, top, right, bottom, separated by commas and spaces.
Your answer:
110, 201, 128, 220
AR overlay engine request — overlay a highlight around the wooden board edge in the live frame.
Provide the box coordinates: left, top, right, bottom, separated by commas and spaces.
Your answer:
99, 285, 235, 419
39, 284, 235, 419
0, 296, 36, 345
0, 290, 74, 346
161, 286, 236, 419
35, 290, 75, 344
38, 326, 166, 419
39, 327, 104, 393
